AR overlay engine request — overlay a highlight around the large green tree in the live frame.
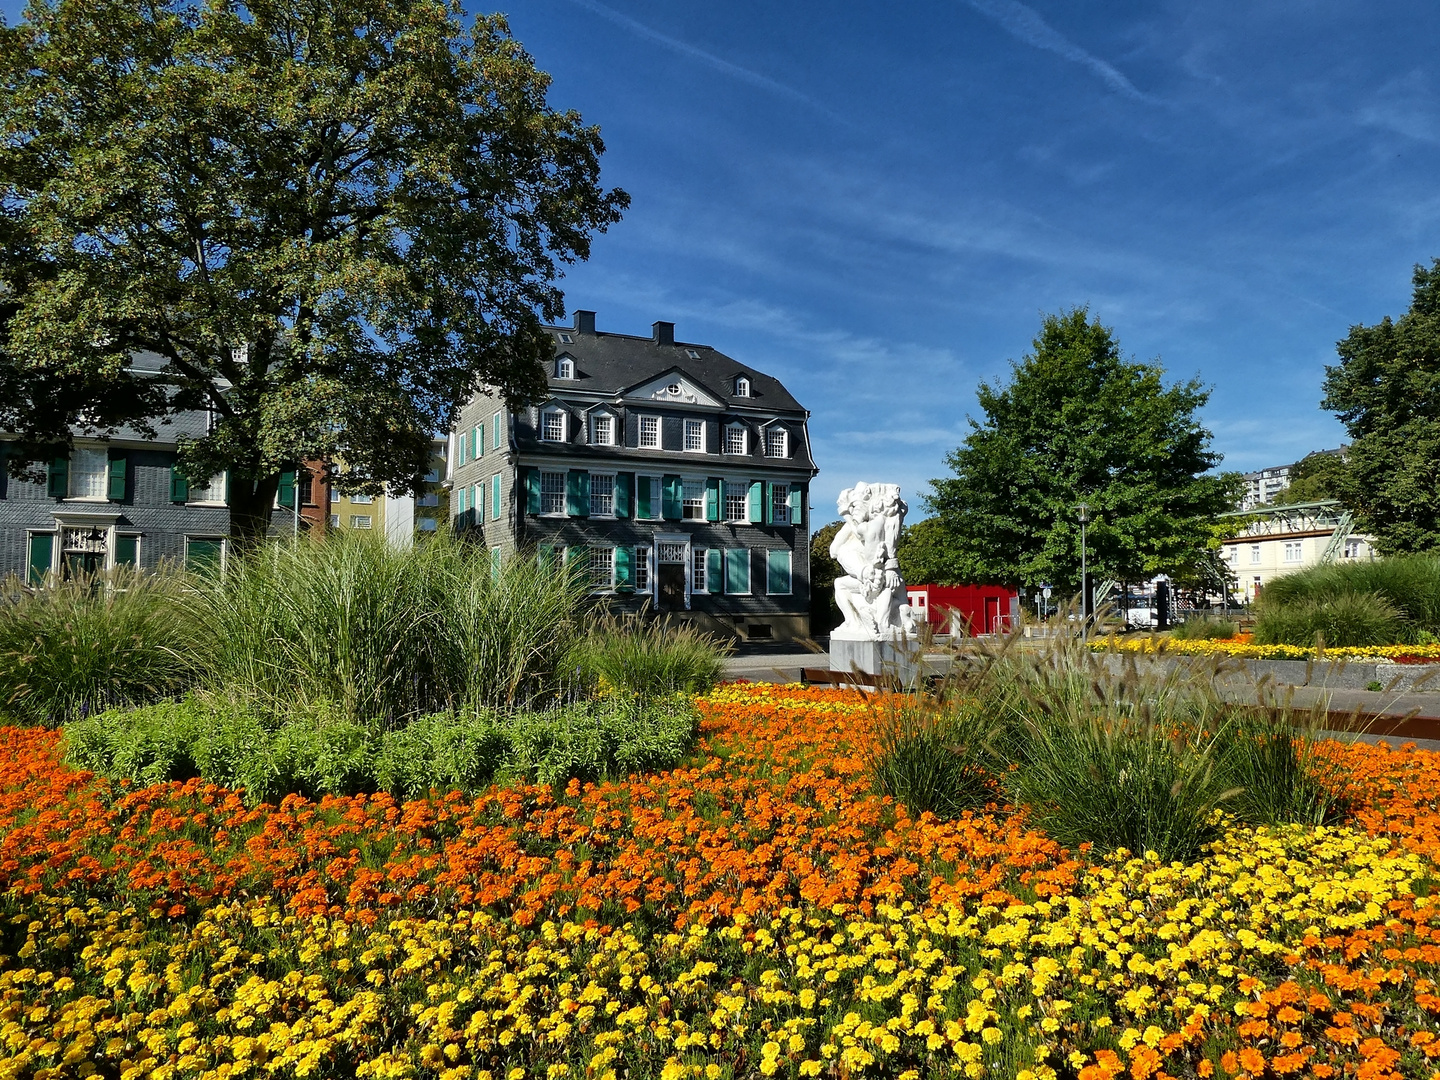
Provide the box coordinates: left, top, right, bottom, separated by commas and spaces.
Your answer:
1322, 261, 1440, 554
0, 0, 627, 540
927, 309, 1240, 594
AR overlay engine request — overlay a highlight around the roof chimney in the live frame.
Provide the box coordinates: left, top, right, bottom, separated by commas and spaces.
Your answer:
652, 320, 675, 346
573, 310, 596, 335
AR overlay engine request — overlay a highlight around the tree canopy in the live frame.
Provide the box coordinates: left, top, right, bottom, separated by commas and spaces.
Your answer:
896, 517, 965, 586
0, 0, 627, 539
927, 309, 1240, 594
1322, 261, 1440, 554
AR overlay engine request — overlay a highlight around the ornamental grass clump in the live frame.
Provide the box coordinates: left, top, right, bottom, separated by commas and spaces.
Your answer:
572, 613, 732, 698
0, 566, 195, 725
1253, 590, 1408, 648
1170, 614, 1238, 641
1253, 553, 1440, 646
868, 698, 995, 819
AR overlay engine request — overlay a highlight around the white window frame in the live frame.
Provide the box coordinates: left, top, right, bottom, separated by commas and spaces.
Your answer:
591, 412, 616, 446
764, 427, 788, 458
681, 478, 705, 521
692, 547, 708, 594
771, 483, 790, 525
724, 480, 749, 524
639, 415, 660, 449
1343, 539, 1362, 559
69, 447, 109, 501
589, 546, 615, 591
767, 550, 793, 596
351, 515, 372, 530
724, 423, 748, 456
635, 546, 651, 593
1250, 545, 1262, 564
329, 514, 340, 528
540, 407, 567, 443
350, 493, 374, 505
187, 472, 227, 506
492, 410, 503, 449
540, 471, 566, 516
590, 472, 615, 517
725, 548, 751, 595
734, 375, 751, 397
555, 357, 574, 379
683, 417, 705, 453
1283, 541, 1303, 563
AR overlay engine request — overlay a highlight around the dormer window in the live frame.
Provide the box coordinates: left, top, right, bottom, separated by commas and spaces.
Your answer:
540, 405, 567, 442
557, 333, 574, 344
724, 422, 748, 456
591, 413, 615, 446
765, 427, 789, 458
734, 375, 751, 397
685, 349, 701, 360
555, 357, 574, 379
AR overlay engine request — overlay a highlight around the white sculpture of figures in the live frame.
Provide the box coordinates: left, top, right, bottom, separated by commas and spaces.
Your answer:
829, 481, 920, 639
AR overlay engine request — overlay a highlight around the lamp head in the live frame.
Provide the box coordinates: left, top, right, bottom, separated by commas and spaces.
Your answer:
1076, 502, 1091, 524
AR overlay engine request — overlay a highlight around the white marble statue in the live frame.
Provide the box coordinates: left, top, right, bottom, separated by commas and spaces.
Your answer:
829, 482, 920, 639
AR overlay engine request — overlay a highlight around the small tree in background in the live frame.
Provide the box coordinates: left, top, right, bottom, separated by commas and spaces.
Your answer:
928, 308, 1240, 594
1323, 260, 1440, 554
809, 521, 844, 634
896, 517, 965, 586
0, 0, 627, 541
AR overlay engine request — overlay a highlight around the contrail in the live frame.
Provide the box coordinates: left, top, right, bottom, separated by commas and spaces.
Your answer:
962, 0, 1148, 101
561, 0, 827, 113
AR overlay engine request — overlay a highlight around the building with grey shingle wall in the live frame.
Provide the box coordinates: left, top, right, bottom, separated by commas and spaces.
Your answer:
448, 312, 819, 642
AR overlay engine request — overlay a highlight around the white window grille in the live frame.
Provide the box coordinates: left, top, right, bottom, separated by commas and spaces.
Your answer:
70, 448, 108, 499
735, 375, 750, 397
658, 542, 687, 564
636, 548, 650, 591
589, 547, 614, 589
540, 471, 566, 514
682, 479, 705, 520
684, 418, 704, 452
590, 473, 614, 516
724, 481, 748, 522
541, 409, 566, 442
188, 473, 227, 504
351, 493, 373, 504
771, 483, 790, 523
1343, 539, 1362, 559
592, 414, 614, 445
555, 357, 574, 378
765, 428, 788, 458
724, 424, 747, 455
351, 515, 372, 529
1250, 545, 1262, 564
1283, 541, 1302, 563
639, 415, 660, 448
692, 548, 708, 593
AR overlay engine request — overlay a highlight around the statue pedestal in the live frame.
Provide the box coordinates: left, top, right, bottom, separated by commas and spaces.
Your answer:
830, 630, 922, 686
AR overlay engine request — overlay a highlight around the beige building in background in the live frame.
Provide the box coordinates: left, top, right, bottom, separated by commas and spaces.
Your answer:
326, 438, 448, 546
1219, 499, 1374, 602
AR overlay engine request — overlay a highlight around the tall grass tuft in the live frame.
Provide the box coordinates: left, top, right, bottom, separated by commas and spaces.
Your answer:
1254, 554, 1440, 645
0, 567, 195, 725
572, 614, 732, 698
869, 699, 995, 819
1171, 615, 1238, 641
189, 531, 588, 724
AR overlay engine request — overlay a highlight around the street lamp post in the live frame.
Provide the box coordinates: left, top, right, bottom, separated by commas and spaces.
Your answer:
1076, 502, 1091, 643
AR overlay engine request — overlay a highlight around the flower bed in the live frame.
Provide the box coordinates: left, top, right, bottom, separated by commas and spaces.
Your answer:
0, 685, 1437, 1080
1094, 635, 1440, 663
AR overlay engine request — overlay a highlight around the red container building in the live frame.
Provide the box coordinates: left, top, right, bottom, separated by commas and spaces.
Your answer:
906, 584, 1019, 636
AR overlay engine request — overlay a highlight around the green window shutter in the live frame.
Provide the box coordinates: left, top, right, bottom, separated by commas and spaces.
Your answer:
27, 533, 53, 585
615, 472, 633, 519
47, 456, 68, 498
567, 469, 590, 516
615, 545, 634, 591
186, 538, 223, 573
492, 474, 502, 520
748, 480, 763, 523
223, 470, 232, 505
475, 424, 484, 458
725, 549, 749, 594
763, 482, 775, 525
767, 550, 792, 595
169, 464, 189, 503
490, 546, 502, 582
538, 542, 555, 572
789, 485, 803, 525
705, 477, 721, 522
115, 535, 138, 566
278, 469, 296, 509
493, 413, 503, 449
636, 476, 652, 519
662, 475, 682, 520
458, 431, 468, 462
525, 468, 541, 514
707, 549, 722, 593
107, 452, 127, 501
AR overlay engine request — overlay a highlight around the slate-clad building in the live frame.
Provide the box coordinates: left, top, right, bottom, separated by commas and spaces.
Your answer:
450, 312, 818, 641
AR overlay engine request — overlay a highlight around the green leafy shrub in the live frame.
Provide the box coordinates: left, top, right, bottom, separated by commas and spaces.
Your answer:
373, 713, 510, 802
1171, 615, 1238, 641
573, 616, 731, 697
0, 567, 195, 725
869, 701, 994, 819
1255, 554, 1440, 643
505, 695, 700, 786
1253, 591, 1406, 648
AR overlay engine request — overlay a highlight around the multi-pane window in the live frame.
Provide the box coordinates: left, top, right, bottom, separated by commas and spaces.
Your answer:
70, 448, 108, 499
771, 483, 790, 524
541, 409, 565, 442
555, 358, 573, 379
592, 414, 614, 445
1343, 539, 1362, 559
682, 479, 705, 520
351, 515, 372, 529
636, 548, 650, 592
1283, 541, 1302, 563
329, 515, 340, 528
765, 429, 788, 458
724, 424, 747, 455
639, 415, 660, 448
692, 548, 708, 593
590, 473, 615, 516
724, 481, 748, 522
351, 493, 373, 504
1250, 545, 1262, 564
589, 547, 614, 589
735, 375, 750, 397
540, 471, 566, 514
188, 473, 227, 504
684, 418, 704, 452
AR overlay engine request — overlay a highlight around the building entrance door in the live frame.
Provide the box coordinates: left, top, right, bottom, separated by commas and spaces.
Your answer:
657, 565, 686, 611
984, 596, 1000, 634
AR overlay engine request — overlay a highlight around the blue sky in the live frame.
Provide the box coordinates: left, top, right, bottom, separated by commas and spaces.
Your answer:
493, 0, 1440, 520
8, 0, 1439, 522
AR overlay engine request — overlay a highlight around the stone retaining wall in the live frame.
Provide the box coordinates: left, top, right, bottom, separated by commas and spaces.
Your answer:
1098, 654, 1440, 692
